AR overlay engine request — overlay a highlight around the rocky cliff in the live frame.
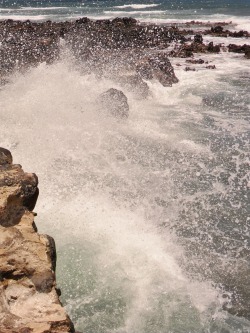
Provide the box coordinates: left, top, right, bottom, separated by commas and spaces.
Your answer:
0, 148, 74, 333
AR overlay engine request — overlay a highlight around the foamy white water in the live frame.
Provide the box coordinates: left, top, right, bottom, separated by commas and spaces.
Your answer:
0, 38, 249, 331
20, 6, 69, 10
114, 4, 159, 9
104, 10, 166, 15
0, 14, 51, 20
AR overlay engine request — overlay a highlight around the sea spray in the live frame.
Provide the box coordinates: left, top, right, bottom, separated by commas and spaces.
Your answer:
55, 195, 221, 332
0, 53, 249, 332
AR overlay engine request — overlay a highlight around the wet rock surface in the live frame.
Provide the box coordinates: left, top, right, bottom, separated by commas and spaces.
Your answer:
204, 25, 250, 38
99, 88, 129, 119
0, 18, 249, 92
0, 18, 179, 89
0, 148, 74, 333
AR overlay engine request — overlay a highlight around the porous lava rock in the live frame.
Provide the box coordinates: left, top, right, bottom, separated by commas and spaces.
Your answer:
115, 74, 150, 99
0, 18, 179, 88
99, 88, 129, 119
186, 58, 205, 64
228, 44, 250, 57
136, 52, 179, 86
245, 49, 250, 59
0, 148, 74, 333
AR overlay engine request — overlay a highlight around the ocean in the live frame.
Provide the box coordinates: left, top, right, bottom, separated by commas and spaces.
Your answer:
0, 0, 249, 332
0, 0, 250, 28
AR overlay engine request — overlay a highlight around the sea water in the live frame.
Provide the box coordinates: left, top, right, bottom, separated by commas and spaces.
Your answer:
0, 0, 250, 29
0, 1, 249, 332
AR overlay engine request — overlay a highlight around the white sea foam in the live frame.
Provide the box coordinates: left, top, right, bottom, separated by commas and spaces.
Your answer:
137, 14, 250, 32
0, 8, 14, 12
104, 10, 165, 15
223, 16, 250, 31
0, 14, 56, 21
113, 4, 159, 9
20, 6, 69, 11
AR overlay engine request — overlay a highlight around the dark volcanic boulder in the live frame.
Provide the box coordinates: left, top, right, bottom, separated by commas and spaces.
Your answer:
186, 58, 205, 64
112, 17, 137, 27
169, 46, 194, 58
116, 74, 150, 99
194, 34, 203, 44
137, 52, 179, 86
149, 52, 179, 86
211, 25, 224, 34
207, 42, 220, 53
228, 44, 250, 55
245, 49, 250, 59
99, 88, 129, 119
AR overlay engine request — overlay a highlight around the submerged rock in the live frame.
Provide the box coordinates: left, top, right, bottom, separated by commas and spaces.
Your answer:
99, 88, 129, 119
0, 148, 74, 333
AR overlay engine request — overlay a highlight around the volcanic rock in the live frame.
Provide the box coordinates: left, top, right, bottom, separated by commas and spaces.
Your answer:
0, 18, 181, 88
0, 148, 74, 333
206, 65, 216, 69
99, 88, 129, 119
207, 42, 220, 53
245, 50, 250, 59
185, 67, 196, 71
136, 52, 179, 86
228, 44, 250, 54
115, 74, 150, 99
193, 34, 203, 44
186, 59, 205, 64
211, 25, 224, 34
112, 17, 137, 27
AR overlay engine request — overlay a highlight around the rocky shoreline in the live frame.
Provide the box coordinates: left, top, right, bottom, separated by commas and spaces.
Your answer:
0, 18, 249, 90
0, 148, 75, 332
0, 17, 249, 329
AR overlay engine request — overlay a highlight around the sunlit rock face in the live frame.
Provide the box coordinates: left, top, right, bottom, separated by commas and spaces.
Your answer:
0, 148, 74, 333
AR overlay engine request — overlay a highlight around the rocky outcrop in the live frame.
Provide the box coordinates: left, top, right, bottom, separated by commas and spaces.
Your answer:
0, 148, 74, 333
228, 44, 250, 59
0, 18, 249, 89
204, 25, 250, 38
168, 40, 221, 58
99, 88, 129, 119
0, 18, 180, 90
